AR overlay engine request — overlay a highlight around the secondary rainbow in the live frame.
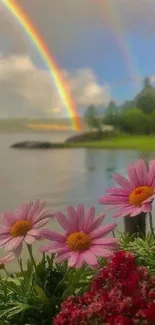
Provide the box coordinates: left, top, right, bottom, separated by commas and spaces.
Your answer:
94, 0, 141, 89
1, 0, 82, 131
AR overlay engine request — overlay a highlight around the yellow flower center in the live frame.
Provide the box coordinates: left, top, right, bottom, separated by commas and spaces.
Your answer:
66, 231, 92, 251
129, 186, 154, 207
10, 220, 32, 237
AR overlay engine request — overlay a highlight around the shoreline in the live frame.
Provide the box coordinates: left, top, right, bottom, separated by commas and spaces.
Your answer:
11, 135, 155, 152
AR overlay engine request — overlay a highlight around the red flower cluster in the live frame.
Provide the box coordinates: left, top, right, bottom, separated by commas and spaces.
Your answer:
54, 251, 155, 325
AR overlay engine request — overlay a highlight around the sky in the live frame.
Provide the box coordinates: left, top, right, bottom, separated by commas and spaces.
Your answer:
0, 0, 155, 118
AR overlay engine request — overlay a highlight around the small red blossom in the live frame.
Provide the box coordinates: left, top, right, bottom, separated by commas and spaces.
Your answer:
105, 315, 134, 325
144, 302, 155, 323
54, 251, 155, 325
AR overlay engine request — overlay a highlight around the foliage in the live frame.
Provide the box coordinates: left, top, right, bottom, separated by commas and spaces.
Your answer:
107, 100, 118, 114
120, 108, 151, 134
103, 108, 152, 134
102, 77, 155, 135
0, 255, 97, 325
135, 78, 155, 114
119, 231, 155, 272
84, 105, 102, 132
102, 111, 122, 128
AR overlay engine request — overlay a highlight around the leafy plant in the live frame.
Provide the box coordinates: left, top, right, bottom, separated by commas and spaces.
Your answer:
0, 254, 97, 325
119, 231, 155, 271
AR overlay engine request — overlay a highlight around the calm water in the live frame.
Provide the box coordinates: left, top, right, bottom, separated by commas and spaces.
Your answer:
0, 132, 155, 270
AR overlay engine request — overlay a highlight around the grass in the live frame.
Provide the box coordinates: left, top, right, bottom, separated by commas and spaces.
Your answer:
64, 135, 155, 152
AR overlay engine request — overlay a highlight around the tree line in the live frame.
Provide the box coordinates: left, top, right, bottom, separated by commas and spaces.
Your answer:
85, 77, 155, 135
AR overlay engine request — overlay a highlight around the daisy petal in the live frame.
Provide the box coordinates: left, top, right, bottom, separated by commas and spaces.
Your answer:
1, 212, 19, 226
40, 244, 69, 254
24, 234, 36, 245
142, 202, 152, 213
27, 229, 39, 237
112, 173, 132, 189
40, 230, 65, 242
67, 206, 77, 231
83, 206, 95, 232
106, 188, 130, 195
112, 206, 136, 218
68, 252, 79, 267
90, 245, 114, 258
127, 164, 139, 187
89, 213, 105, 232
56, 212, 69, 231
135, 159, 147, 185
5, 236, 24, 252
33, 217, 51, 229
75, 254, 84, 268
0, 237, 12, 248
0, 253, 15, 264
82, 251, 97, 266
130, 207, 143, 217
99, 195, 128, 205
92, 238, 118, 246
90, 223, 117, 240
55, 252, 71, 263
0, 227, 10, 235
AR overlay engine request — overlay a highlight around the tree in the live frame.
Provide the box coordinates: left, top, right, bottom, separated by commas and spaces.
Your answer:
149, 110, 155, 132
103, 112, 120, 128
135, 77, 155, 114
84, 105, 102, 132
107, 100, 117, 114
103, 108, 152, 134
143, 77, 151, 88
120, 100, 134, 112
120, 108, 151, 134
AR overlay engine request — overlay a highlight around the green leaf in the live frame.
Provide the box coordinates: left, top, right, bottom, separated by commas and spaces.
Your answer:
35, 284, 50, 307
22, 260, 33, 294
2, 280, 23, 296
0, 302, 30, 319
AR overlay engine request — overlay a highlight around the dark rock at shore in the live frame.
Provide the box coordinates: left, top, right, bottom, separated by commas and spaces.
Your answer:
11, 141, 65, 149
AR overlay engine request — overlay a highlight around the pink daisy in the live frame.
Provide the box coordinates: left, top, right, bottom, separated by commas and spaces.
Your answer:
40, 204, 118, 268
99, 159, 155, 218
0, 253, 15, 269
0, 200, 54, 257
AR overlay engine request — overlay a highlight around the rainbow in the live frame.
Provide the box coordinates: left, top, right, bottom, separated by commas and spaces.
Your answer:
95, 0, 141, 89
1, 0, 82, 131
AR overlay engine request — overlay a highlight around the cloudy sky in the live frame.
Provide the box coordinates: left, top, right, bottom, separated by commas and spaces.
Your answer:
0, 0, 155, 118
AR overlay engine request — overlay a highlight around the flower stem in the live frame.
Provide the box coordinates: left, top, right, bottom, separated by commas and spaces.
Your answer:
112, 230, 116, 238
4, 267, 9, 277
53, 268, 70, 295
18, 258, 25, 279
27, 245, 37, 272
149, 212, 155, 239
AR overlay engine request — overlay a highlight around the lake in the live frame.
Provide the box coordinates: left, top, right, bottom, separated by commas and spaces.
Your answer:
0, 132, 155, 270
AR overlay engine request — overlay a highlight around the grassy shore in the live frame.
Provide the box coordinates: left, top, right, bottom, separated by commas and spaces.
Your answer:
65, 135, 155, 151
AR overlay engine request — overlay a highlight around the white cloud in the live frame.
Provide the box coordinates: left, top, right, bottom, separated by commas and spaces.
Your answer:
0, 54, 111, 118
